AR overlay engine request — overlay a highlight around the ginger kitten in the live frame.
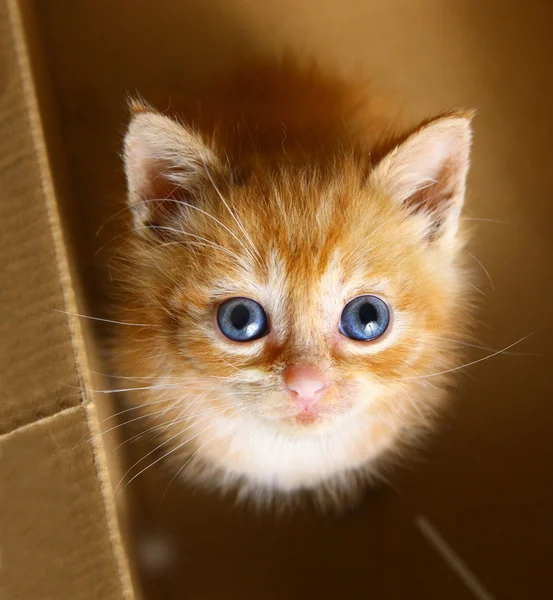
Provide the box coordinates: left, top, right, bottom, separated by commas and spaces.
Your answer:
113, 60, 474, 508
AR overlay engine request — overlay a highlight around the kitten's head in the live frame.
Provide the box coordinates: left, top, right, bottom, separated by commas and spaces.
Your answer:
118, 105, 473, 492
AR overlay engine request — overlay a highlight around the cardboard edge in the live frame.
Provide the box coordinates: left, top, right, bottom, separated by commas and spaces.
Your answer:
6, 1, 136, 597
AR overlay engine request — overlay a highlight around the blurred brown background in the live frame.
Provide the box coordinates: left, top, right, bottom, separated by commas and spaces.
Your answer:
31, 1, 553, 598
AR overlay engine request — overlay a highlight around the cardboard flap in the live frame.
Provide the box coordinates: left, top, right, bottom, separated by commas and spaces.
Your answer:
0, 1, 135, 598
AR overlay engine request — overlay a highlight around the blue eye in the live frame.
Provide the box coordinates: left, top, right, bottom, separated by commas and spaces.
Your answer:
217, 297, 269, 342
339, 295, 390, 341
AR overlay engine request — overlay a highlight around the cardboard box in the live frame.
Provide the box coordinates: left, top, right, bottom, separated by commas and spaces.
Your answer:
0, 1, 135, 598
2, 1, 552, 599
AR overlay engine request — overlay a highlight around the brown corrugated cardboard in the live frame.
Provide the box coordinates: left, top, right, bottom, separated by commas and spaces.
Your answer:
1, 408, 130, 600
1, 1, 135, 598
3, 1, 553, 599
0, 0, 81, 436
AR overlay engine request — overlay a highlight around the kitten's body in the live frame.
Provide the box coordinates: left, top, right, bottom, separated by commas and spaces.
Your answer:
114, 60, 473, 508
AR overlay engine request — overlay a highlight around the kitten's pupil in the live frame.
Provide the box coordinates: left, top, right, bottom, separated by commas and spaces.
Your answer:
359, 302, 377, 326
231, 305, 250, 330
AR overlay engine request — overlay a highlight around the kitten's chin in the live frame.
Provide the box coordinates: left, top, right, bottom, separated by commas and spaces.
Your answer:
192, 403, 395, 497
262, 406, 351, 435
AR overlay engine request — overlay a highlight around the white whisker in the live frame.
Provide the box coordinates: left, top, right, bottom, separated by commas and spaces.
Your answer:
400, 334, 532, 381
115, 405, 247, 495
462, 217, 509, 224
54, 309, 153, 327
113, 408, 227, 497
430, 335, 541, 357
114, 402, 233, 451
99, 392, 220, 424
162, 414, 241, 498
201, 162, 263, 268
465, 251, 495, 291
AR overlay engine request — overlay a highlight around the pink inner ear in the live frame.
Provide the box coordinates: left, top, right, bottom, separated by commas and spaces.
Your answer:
129, 152, 186, 234
403, 154, 460, 216
142, 193, 184, 238
126, 125, 180, 204
372, 115, 471, 203
124, 111, 224, 237
370, 115, 472, 242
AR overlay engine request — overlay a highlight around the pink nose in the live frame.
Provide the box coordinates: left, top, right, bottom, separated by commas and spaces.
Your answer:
283, 365, 328, 411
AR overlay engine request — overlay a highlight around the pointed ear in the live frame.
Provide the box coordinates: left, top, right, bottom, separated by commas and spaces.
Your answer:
123, 102, 221, 237
369, 111, 474, 244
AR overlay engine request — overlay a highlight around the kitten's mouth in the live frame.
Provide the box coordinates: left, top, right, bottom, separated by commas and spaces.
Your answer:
295, 410, 318, 425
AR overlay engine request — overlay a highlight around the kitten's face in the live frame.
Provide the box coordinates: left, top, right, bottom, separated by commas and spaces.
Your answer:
118, 108, 472, 495
159, 174, 457, 431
